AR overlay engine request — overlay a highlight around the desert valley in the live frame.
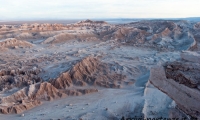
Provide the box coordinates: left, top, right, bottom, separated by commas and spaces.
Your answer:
0, 19, 199, 120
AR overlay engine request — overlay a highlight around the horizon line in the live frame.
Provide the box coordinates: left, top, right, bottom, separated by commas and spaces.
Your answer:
1, 17, 200, 23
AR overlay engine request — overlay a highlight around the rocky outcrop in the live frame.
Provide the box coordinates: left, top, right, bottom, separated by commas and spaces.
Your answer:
0, 81, 96, 114
52, 57, 126, 89
165, 62, 200, 88
74, 19, 108, 26
149, 51, 200, 119
0, 56, 126, 114
0, 100, 41, 114
194, 22, 200, 29
0, 82, 64, 114
0, 67, 42, 91
18, 23, 65, 31
0, 38, 32, 49
30, 82, 66, 101
0, 20, 197, 51
0, 23, 67, 40
181, 51, 200, 64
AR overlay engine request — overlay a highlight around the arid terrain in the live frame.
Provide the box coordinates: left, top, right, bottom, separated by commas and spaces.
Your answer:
0, 19, 199, 120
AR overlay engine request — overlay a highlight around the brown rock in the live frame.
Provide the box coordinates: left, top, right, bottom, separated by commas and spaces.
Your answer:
149, 64, 200, 119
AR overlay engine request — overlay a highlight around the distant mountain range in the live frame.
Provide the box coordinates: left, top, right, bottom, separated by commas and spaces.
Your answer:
0, 17, 199, 25
103, 17, 200, 21
183, 17, 200, 21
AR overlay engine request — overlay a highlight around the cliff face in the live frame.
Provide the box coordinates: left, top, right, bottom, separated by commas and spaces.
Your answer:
149, 51, 200, 119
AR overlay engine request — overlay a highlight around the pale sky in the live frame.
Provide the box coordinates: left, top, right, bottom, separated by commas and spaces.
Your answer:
0, 0, 200, 20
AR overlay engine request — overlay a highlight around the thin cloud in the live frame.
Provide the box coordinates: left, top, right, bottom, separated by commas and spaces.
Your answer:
0, 0, 199, 20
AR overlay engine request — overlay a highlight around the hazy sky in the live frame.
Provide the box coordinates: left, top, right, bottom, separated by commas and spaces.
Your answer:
0, 0, 199, 20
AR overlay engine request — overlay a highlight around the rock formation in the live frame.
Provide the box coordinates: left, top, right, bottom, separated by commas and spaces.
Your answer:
0, 38, 32, 49
0, 56, 125, 114
52, 57, 126, 89
0, 20, 197, 51
74, 19, 108, 26
0, 19, 199, 119
0, 67, 42, 91
149, 51, 200, 119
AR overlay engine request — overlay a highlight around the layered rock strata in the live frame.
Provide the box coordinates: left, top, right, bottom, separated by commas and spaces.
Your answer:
149, 51, 200, 119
